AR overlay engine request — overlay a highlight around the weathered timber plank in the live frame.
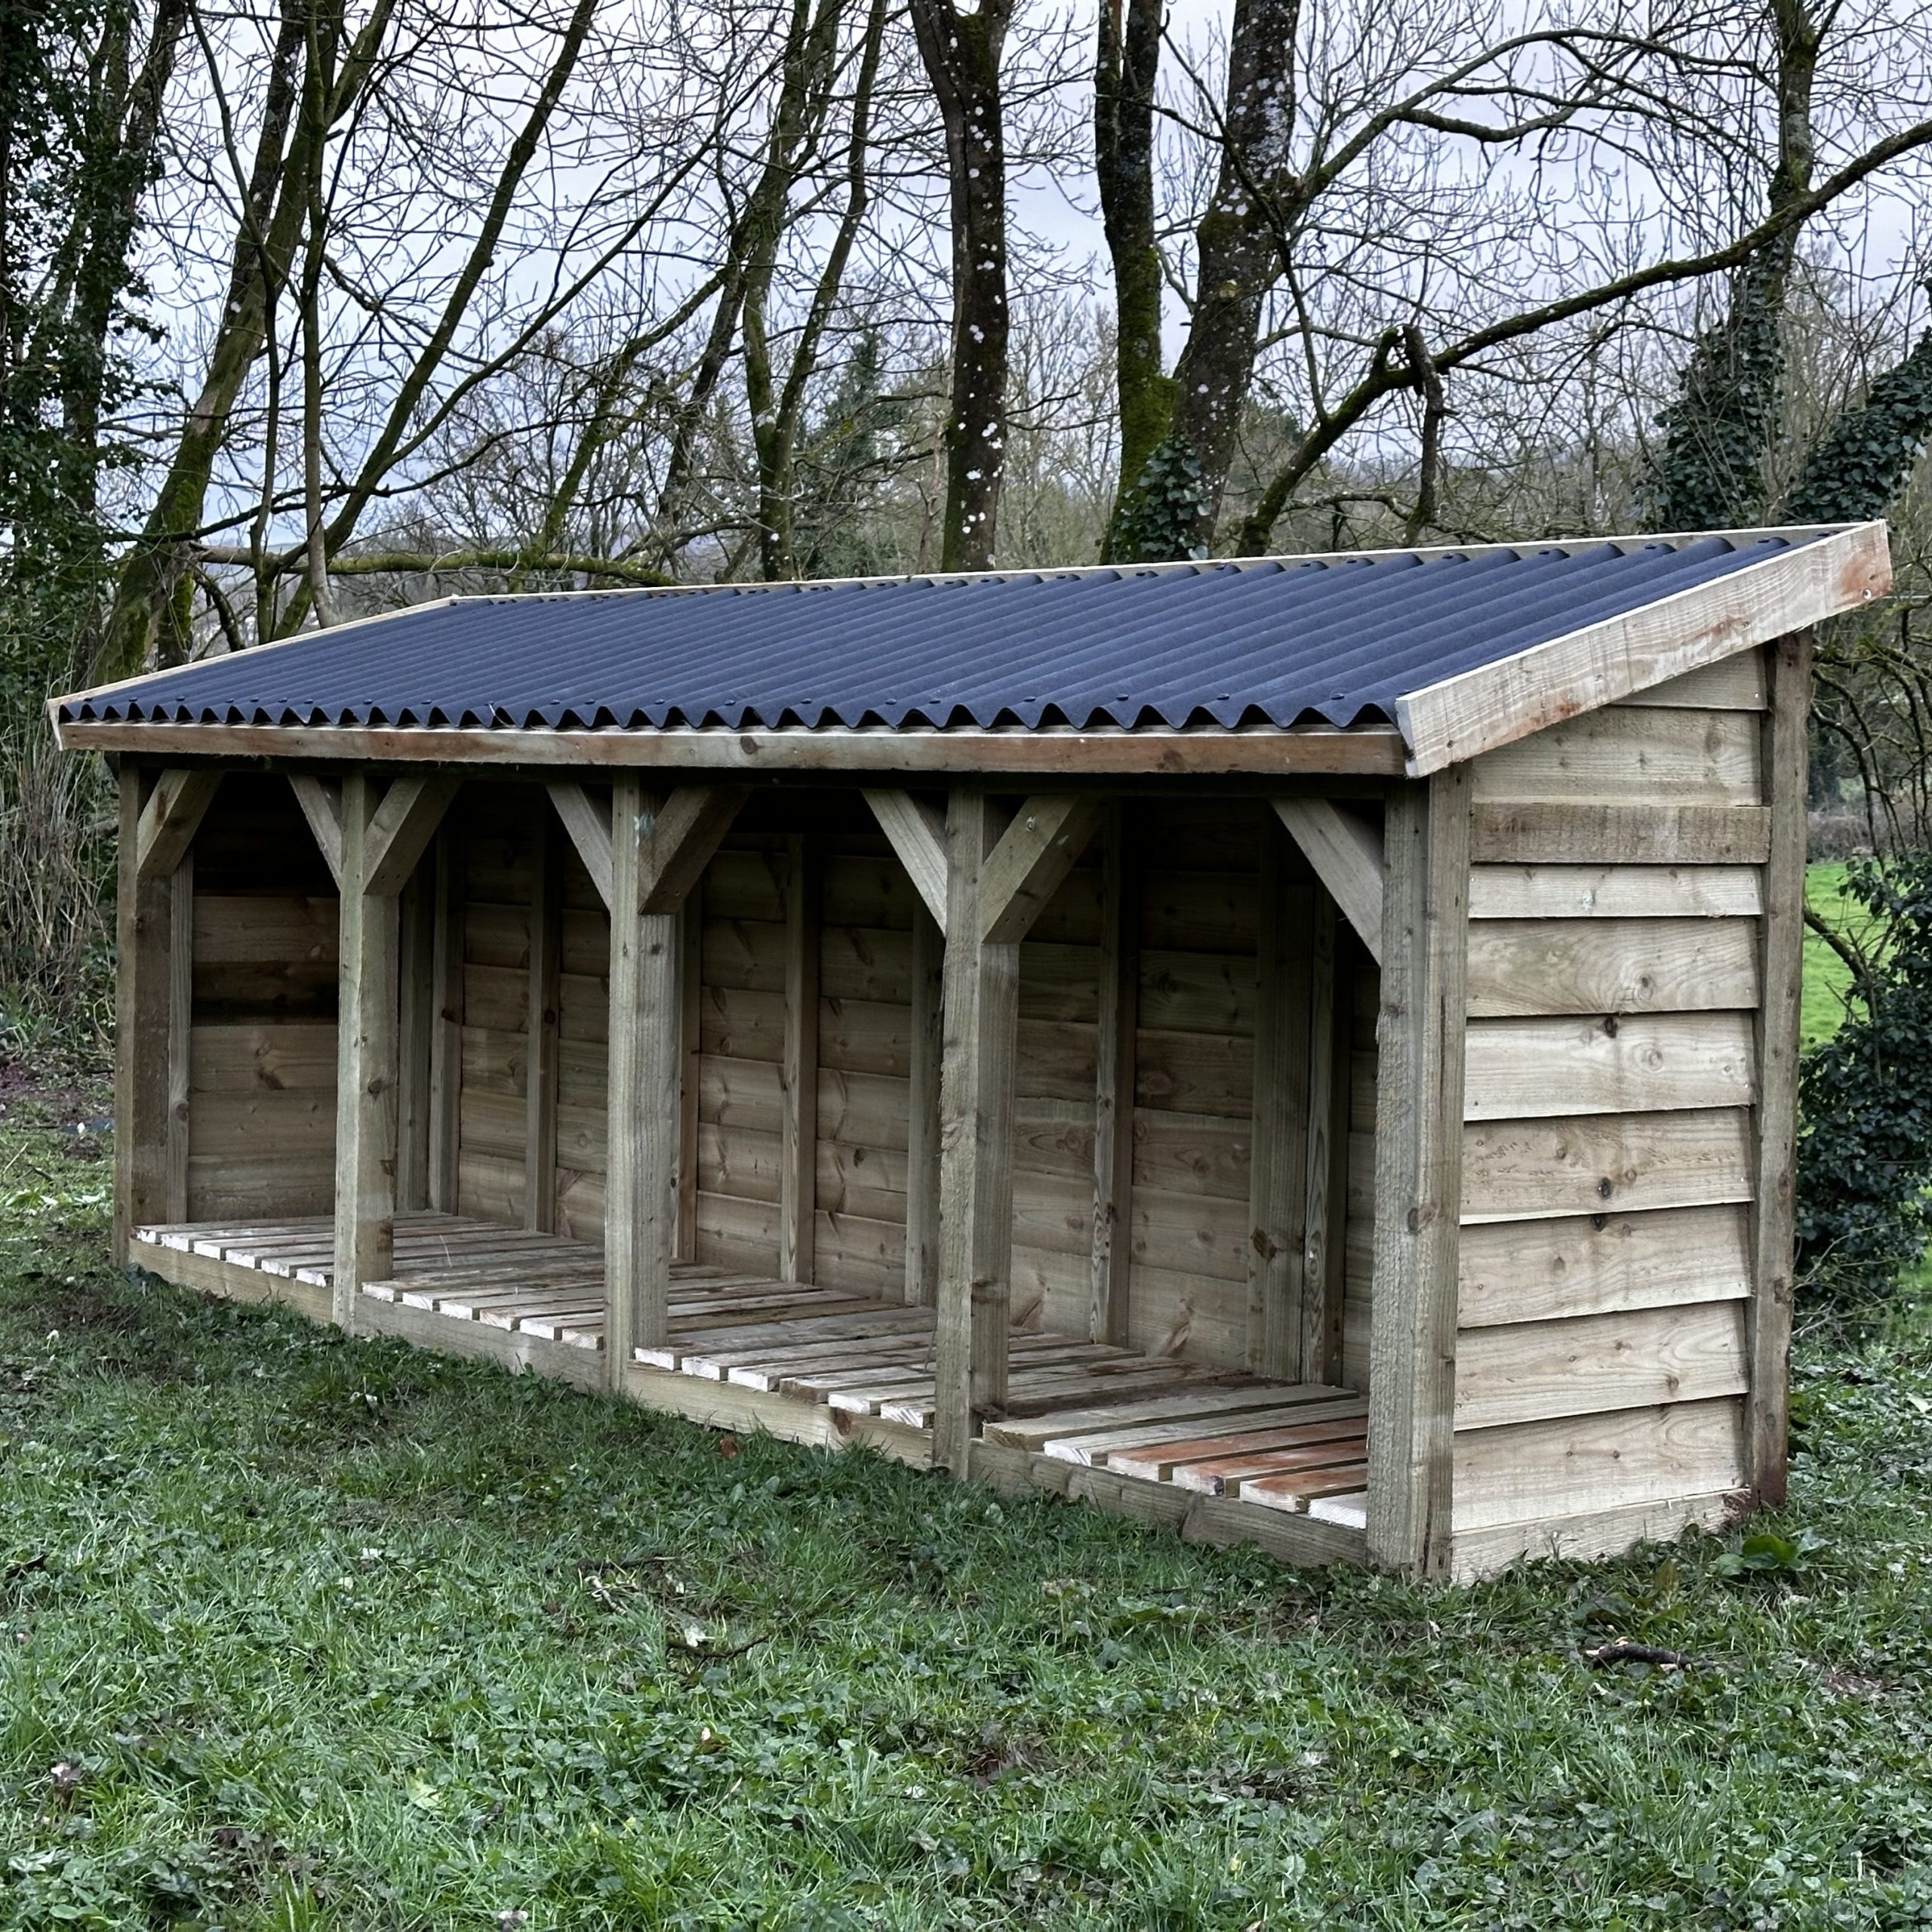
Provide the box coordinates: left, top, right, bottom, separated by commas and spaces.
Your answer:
1471, 707, 1761, 806
1461, 1106, 1753, 1223
1458, 1203, 1751, 1327
1472, 803, 1771, 866
1467, 863, 1762, 920
1467, 917, 1759, 1018
1454, 1299, 1749, 1430
1452, 1395, 1747, 1533
1450, 1490, 1738, 1583
1463, 1012, 1755, 1119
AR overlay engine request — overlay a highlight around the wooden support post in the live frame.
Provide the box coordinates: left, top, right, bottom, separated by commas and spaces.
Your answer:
1249, 822, 1314, 1378
677, 884, 703, 1263
165, 853, 194, 1224
1300, 894, 1352, 1386
115, 768, 170, 1263
780, 833, 821, 1284
396, 869, 435, 1212
1747, 629, 1811, 1506
1364, 769, 1471, 1577
605, 777, 689, 1388
1089, 801, 1138, 1346
427, 821, 464, 1215
333, 771, 402, 1327
525, 800, 562, 1230
935, 790, 1023, 1474
905, 902, 944, 1306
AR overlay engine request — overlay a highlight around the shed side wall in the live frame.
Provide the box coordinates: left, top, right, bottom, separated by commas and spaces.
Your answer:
1448, 656, 1769, 1579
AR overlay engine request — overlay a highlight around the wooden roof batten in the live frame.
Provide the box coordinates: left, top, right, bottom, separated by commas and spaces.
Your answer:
50, 521, 1890, 780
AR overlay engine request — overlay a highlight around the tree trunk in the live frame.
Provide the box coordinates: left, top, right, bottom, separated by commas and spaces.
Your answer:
1094, 0, 1170, 561
909, 0, 1011, 571
1112, 0, 1302, 561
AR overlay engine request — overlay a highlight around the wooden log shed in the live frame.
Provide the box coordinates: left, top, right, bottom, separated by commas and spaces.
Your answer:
51, 522, 1890, 1582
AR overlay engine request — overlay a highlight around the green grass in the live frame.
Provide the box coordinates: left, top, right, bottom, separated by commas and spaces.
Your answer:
5, 1100, 1932, 1927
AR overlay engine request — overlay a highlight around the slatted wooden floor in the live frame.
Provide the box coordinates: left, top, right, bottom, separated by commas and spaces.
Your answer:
131, 1211, 1369, 1526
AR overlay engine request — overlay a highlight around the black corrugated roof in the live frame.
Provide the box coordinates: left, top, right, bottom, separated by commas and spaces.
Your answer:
59, 534, 1820, 735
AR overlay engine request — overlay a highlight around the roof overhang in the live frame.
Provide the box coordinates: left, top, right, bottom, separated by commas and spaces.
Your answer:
51, 520, 1890, 780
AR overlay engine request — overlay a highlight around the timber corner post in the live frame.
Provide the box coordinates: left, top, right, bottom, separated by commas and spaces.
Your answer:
1364, 768, 1472, 1580
1746, 627, 1814, 1508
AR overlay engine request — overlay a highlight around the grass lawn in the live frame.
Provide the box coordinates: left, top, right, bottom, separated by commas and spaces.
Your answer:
1804, 861, 1863, 1051
4, 1084, 1932, 1927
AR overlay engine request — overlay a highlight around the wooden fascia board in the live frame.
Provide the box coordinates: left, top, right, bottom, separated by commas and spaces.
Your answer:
863, 788, 949, 931
134, 769, 222, 878
288, 773, 345, 887
546, 781, 615, 909
54, 718, 1411, 777
1272, 796, 1384, 966
1395, 520, 1890, 777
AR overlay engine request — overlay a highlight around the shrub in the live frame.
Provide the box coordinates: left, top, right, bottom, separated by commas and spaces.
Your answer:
1796, 852, 1932, 1298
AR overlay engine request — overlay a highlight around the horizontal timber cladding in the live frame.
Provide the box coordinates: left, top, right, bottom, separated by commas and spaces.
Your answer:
1466, 918, 1759, 1017
1448, 650, 1766, 1569
187, 774, 339, 1219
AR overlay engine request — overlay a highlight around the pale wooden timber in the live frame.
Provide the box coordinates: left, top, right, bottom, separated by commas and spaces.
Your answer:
1470, 707, 1761, 807
1466, 918, 1758, 1018
1461, 1105, 1754, 1223
1471, 803, 1772, 866
1614, 654, 1766, 709
1398, 521, 1887, 774
546, 780, 614, 907
780, 834, 820, 1284
60, 717, 1411, 777
363, 774, 459, 897
1454, 1300, 1749, 1431
1088, 804, 1138, 1346
135, 768, 222, 879
1467, 864, 1762, 920
605, 776, 682, 1386
904, 904, 943, 1306
396, 868, 435, 1210
525, 802, 562, 1231
980, 794, 1106, 945
1458, 1204, 1751, 1328
1248, 824, 1312, 1379
165, 853, 193, 1223
1364, 767, 1471, 1577
288, 773, 345, 885
332, 771, 401, 1324
427, 822, 463, 1214
1449, 1490, 1738, 1583
1747, 629, 1810, 1505
1301, 894, 1352, 1386
1451, 1396, 1746, 1534
1272, 796, 1384, 964
863, 789, 949, 930
934, 789, 1021, 1472
1462, 1012, 1755, 1120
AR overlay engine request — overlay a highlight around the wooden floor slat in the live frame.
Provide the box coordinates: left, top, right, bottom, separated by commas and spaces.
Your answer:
139, 1213, 1366, 1524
